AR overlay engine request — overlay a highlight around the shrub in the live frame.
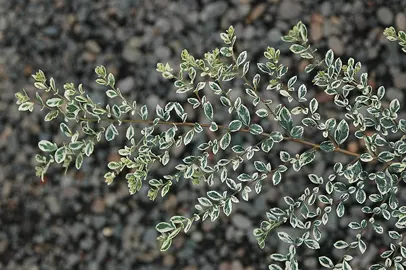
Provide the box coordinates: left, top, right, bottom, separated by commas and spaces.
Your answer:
15, 22, 406, 269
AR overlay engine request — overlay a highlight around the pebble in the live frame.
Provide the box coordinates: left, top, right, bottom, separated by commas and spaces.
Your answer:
122, 37, 142, 63
279, 1, 302, 20
393, 72, 406, 89
45, 195, 61, 215
377, 7, 394, 25
328, 35, 345, 56
201, 1, 228, 21
231, 213, 252, 230
91, 198, 105, 213
396, 13, 406, 30
117, 76, 135, 94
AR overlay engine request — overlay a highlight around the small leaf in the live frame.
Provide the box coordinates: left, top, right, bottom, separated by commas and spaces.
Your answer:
250, 124, 263, 135
319, 256, 334, 268
156, 222, 174, 233
229, 120, 242, 132
334, 119, 349, 145
203, 102, 214, 120
126, 125, 135, 140
237, 104, 251, 126
320, 141, 335, 152
54, 146, 67, 163
220, 133, 231, 150
236, 51, 247, 67
105, 124, 118, 141
38, 140, 57, 152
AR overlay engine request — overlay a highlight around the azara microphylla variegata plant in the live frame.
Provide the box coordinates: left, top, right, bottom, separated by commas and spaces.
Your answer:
15, 22, 406, 270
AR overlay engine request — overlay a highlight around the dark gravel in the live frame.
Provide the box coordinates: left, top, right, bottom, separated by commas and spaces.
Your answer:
1, 0, 406, 269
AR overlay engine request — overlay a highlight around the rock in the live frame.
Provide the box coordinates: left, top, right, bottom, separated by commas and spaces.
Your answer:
91, 198, 105, 213
396, 13, 406, 30
246, 3, 267, 24
155, 18, 171, 34
85, 40, 101, 54
320, 2, 332, 16
80, 236, 94, 250
219, 262, 232, 270
377, 7, 393, 25
155, 45, 171, 60
117, 76, 135, 94
122, 37, 142, 63
268, 28, 282, 43
96, 241, 108, 262
92, 215, 106, 229
66, 254, 80, 268
231, 260, 243, 270
45, 195, 61, 215
143, 228, 157, 247
201, 1, 228, 21
231, 213, 252, 230
279, 1, 302, 20
310, 22, 323, 42
393, 73, 406, 89
328, 35, 345, 56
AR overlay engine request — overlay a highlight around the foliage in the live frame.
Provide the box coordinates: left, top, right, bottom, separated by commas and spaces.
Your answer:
15, 22, 406, 269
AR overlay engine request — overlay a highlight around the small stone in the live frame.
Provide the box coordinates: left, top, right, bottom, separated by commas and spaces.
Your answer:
102, 227, 113, 237
92, 215, 106, 229
377, 7, 393, 26
310, 22, 323, 42
328, 36, 345, 56
91, 198, 105, 214
393, 73, 406, 89
279, 1, 302, 20
268, 28, 282, 43
45, 195, 61, 215
201, 1, 228, 21
231, 260, 243, 270
85, 40, 101, 54
231, 213, 252, 230
117, 76, 135, 94
67, 253, 80, 267
96, 241, 108, 262
163, 254, 176, 267
396, 13, 406, 30
143, 228, 157, 247
155, 45, 171, 60
122, 37, 142, 63
246, 3, 267, 24
219, 262, 232, 270
320, 2, 331, 16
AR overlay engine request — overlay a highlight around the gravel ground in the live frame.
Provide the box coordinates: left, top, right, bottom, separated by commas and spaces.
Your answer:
1, 0, 406, 269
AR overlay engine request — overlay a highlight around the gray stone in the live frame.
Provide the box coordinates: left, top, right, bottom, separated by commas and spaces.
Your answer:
85, 40, 101, 54
155, 45, 171, 60
122, 37, 142, 63
320, 2, 332, 16
92, 215, 106, 229
201, 1, 228, 21
117, 76, 135, 94
393, 73, 406, 89
80, 236, 94, 250
143, 228, 158, 247
231, 213, 252, 230
377, 7, 393, 25
268, 28, 282, 43
45, 195, 61, 215
67, 254, 80, 267
396, 13, 406, 30
279, 1, 302, 20
96, 241, 109, 262
328, 36, 345, 56
155, 18, 171, 34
